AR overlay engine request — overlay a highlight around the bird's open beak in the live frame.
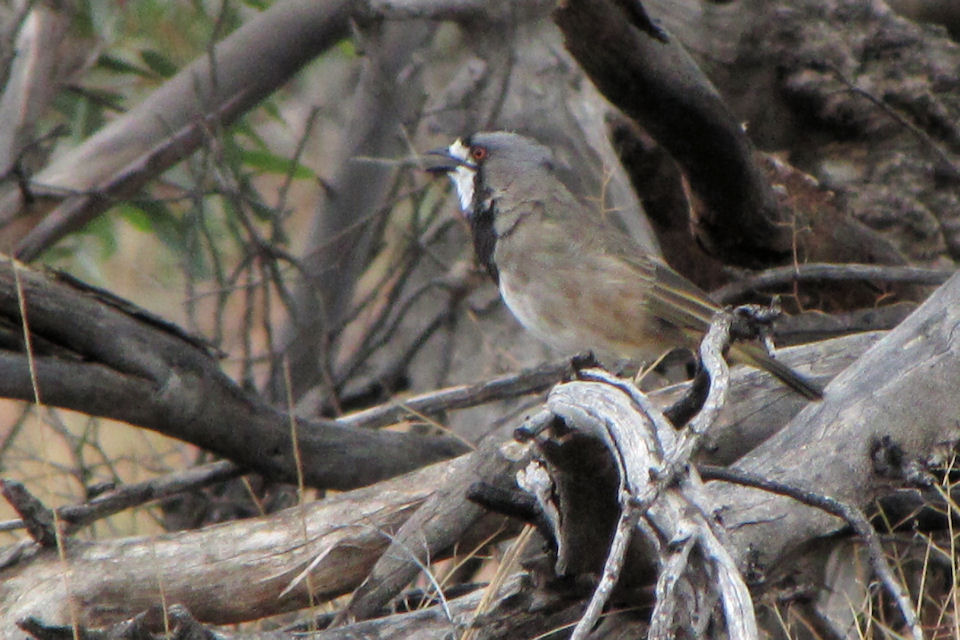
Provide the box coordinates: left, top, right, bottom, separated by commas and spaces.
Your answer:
423, 148, 474, 175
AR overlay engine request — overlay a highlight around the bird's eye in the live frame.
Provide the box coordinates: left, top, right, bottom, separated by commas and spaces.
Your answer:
470, 145, 487, 161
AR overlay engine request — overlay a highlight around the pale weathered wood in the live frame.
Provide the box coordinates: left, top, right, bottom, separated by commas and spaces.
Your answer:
0, 459, 449, 629
710, 271, 960, 573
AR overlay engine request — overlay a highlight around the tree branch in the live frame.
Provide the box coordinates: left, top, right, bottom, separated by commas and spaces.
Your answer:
0, 258, 467, 490
0, 459, 467, 629
708, 270, 960, 572
553, 0, 791, 265
699, 465, 922, 640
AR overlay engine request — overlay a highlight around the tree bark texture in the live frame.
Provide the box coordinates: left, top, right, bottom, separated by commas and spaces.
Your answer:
2, 0, 960, 637
0, 258, 468, 490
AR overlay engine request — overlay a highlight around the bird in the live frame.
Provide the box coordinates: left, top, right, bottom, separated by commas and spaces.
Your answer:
426, 131, 822, 400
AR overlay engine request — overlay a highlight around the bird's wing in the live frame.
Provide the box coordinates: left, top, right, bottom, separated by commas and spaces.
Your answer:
614, 253, 718, 332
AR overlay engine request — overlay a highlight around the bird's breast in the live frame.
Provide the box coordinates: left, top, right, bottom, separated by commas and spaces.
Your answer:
494, 222, 693, 363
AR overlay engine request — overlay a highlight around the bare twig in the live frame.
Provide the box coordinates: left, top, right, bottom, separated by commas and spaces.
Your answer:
571, 500, 641, 640
539, 309, 758, 640
0, 259, 470, 490
825, 63, 960, 181
335, 355, 590, 430
14, 90, 249, 261
712, 263, 952, 304
648, 534, 695, 637
0, 460, 242, 534
0, 480, 57, 546
672, 310, 730, 458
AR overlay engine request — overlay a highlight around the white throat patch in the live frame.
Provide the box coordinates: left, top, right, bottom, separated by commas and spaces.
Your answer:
446, 139, 477, 213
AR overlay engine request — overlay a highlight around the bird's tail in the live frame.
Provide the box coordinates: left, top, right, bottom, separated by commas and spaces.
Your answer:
730, 342, 823, 400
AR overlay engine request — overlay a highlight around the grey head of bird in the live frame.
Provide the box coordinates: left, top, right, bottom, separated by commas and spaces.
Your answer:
426, 131, 559, 283
426, 131, 556, 219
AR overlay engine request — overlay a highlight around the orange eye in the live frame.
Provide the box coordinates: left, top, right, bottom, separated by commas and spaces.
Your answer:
470, 145, 487, 161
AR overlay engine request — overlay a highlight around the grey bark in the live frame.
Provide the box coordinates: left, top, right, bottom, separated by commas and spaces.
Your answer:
712, 270, 960, 572
0, 258, 468, 490
274, 21, 433, 402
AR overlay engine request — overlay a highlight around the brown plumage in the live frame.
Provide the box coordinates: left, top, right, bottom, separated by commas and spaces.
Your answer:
428, 131, 821, 400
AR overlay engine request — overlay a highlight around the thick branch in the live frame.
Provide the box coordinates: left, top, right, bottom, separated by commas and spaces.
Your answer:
553, 0, 791, 265
340, 435, 524, 621
554, 0, 908, 275
0, 259, 467, 489
0, 459, 463, 629
0, 329, 876, 635
709, 270, 960, 571
0, 0, 358, 248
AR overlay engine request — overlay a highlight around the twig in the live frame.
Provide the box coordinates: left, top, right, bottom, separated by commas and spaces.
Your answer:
824, 63, 960, 182
336, 355, 591, 430
462, 525, 536, 640
545, 308, 757, 639
712, 263, 952, 304
15, 92, 251, 261
571, 499, 641, 640
0, 460, 242, 534
672, 310, 730, 459
695, 517, 758, 640
0, 480, 57, 546
699, 465, 923, 640
648, 534, 696, 638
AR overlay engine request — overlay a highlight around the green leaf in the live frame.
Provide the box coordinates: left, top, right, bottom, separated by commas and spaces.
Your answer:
63, 91, 106, 140
118, 203, 153, 231
97, 53, 154, 78
233, 120, 269, 151
83, 213, 118, 259
123, 201, 184, 253
337, 38, 356, 57
140, 49, 178, 78
240, 149, 315, 179
260, 100, 284, 123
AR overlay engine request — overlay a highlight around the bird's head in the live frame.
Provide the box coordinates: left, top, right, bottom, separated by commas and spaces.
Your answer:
426, 131, 554, 218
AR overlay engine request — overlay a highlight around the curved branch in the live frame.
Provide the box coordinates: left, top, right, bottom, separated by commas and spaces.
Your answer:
553, 0, 790, 265
711, 263, 952, 304
553, 0, 907, 275
0, 258, 467, 490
